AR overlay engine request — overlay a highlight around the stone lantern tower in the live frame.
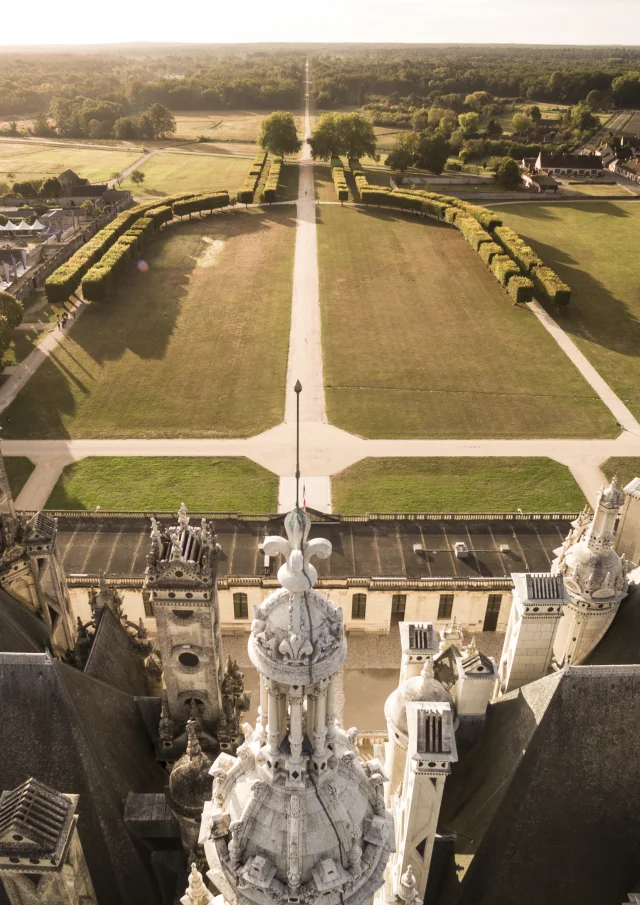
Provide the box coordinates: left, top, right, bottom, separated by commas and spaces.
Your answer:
552, 477, 631, 666
200, 507, 395, 905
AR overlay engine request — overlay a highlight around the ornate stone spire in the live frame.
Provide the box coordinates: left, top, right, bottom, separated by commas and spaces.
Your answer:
181, 862, 211, 905
397, 865, 422, 905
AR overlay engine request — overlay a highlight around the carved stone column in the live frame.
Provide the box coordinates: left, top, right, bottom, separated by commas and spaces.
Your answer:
313, 679, 329, 757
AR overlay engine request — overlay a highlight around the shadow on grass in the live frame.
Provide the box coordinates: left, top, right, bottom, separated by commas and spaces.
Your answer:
0, 208, 296, 439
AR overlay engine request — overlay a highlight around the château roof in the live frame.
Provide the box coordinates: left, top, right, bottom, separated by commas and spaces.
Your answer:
83, 606, 149, 697
0, 653, 166, 905
437, 665, 640, 905
0, 588, 51, 653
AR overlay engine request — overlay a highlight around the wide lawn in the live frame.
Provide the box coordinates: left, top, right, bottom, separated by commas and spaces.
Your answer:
172, 109, 305, 143
494, 201, 640, 421
0, 141, 141, 183
1, 208, 296, 439
316, 206, 615, 439
332, 457, 586, 513
5, 457, 35, 498
122, 152, 251, 200
45, 457, 278, 511
602, 458, 640, 487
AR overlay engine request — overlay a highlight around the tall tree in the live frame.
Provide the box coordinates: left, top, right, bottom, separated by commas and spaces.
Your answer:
0, 292, 23, 330
415, 133, 450, 174
130, 170, 146, 185
259, 112, 302, 158
40, 176, 62, 198
341, 113, 378, 160
458, 112, 480, 135
309, 113, 347, 160
146, 103, 176, 139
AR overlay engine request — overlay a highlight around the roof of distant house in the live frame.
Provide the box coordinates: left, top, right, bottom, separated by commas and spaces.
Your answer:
538, 152, 603, 170
58, 169, 88, 186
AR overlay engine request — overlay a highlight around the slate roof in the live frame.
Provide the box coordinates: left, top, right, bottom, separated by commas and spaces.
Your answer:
437, 665, 640, 905
84, 606, 149, 697
0, 653, 166, 905
0, 587, 50, 653
584, 584, 640, 666
538, 152, 603, 170
52, 513, 574, 585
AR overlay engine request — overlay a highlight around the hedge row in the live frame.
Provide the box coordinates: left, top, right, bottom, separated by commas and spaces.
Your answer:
532, 266, 572, 306
81, 236, 139, 302
173, 191, 230, 218
263, 157, 282, 203
237, 150, 268, 204
45, 193, 197, 303
145, 205, 173, 229
491, 253, 522, 287
479, 241, 503, 266
493, 226, 542, 275
400, 188, 502, 231
456, 214, 493, 252
508, 275, 535, 304
331, 158, 349, 202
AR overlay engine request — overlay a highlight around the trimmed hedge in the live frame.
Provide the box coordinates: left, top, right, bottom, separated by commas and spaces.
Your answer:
237, 150, 268, 204
533, 266, 572, 306
263, 157, 282, 203
478, 241, 503, 266
81, 240, 134, 303
508, 275, 535, 304
491, 254, 520, 287
331, 158, 349, 202
456, 215, 492, 252
145, 205, 173, 229
493, 225, 542, 274
173, 191, 230, 218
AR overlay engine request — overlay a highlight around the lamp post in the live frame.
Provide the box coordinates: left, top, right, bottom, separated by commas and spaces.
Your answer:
294, 380, 302, 507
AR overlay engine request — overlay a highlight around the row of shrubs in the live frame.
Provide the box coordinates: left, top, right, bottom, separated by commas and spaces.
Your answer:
262, 157, 282, 203
237, 149, 268, 205
44, 192, 197, 303
331, 158, 349, 203
172, 192, 230, 218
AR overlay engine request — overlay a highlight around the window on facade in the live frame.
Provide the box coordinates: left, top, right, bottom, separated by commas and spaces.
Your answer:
352, 594, 367, 620
233, 593, 248, 619
143, 595, 153, 618
483, 594, 503, 632
437, 594, 454, 620
391, 594, 407, 616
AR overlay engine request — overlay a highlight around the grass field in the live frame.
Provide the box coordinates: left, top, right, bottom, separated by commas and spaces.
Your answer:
45, 457, 278, 511
332, 457, 586, 513
172, 110, 305, 143
1, 208, 296, 439
494, 201, 640, 421
316, 206, 615, 439
5, 457, 35, 498
0, 141, 141, 184
602, 458, 640, 487
121, 152, 251, 200
564, 183, 633, 197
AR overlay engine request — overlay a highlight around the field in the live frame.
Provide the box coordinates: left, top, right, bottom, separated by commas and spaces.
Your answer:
121, 152, 251, 200
172, 109, 305, 143
332, 457, 586, 513
0, 208, 296, 439
602, 458, 640, 488
5, 457, 35, 498
316, 206, 615, 439
494, 201, 640, 421
45, 457, 278, 511
564, 183, 634, 197
0, 141, 141, 184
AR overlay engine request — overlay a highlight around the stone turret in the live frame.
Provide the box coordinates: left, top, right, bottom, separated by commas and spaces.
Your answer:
181, 862, 214, 905
169, 720, 213, 851
200, 507, 394, 905
0, 779, 96, 905
144, 504, 228, 760
552, 478, 632, 666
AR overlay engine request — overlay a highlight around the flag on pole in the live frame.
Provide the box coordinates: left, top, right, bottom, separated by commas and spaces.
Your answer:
302, 484, 307, 510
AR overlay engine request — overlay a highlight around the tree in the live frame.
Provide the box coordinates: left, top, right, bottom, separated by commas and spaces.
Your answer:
114, 116, 139, 140
32, 112, 54, 136
486, 119, 503, 136
259, 111, 302, 158
586, 89, 604, 111
525, 105, 542, 123
309, 113, 346, 160
341, 113, 378, 160
414, 133, 450, 174
138, 113, 156, 140
12, 181, 39, 198
495, 157, 522, 188
146, 103, 176, 139
385, 148, 413, 171
111, 171, 122, 187
0, 315, 10, 362
512, 112, 534, 133
458, 148, 470, 164
130, 170, 146, 185
40, 176, 62, 198
458, 112, 480, 135
81, 200, 98, 217
464, 91, 492, 111
0, 291, 23, 330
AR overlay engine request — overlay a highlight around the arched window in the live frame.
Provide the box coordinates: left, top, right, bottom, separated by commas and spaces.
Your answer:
352, 594, 367, 620
233, 593, 248, 619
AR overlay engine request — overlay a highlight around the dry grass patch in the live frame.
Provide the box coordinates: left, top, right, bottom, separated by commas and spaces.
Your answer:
122, 152, 250, 200
0, 141, 141, 183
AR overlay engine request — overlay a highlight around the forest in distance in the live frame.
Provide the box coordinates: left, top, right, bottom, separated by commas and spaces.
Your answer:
2, 44, 640, 123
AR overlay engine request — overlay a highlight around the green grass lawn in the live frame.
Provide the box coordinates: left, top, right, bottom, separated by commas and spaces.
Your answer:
0, 142, 141, 183
601, 458, 640, 487
316, 205, 615, 439
314, 164, 353, 202
332, 457, 586, 513
5, 457, 35, 498
1, 208, 296, 439
45, 457, 278, 511
494, 202, 640, 422
564, 183, 633, 197
122, 152, 251, 200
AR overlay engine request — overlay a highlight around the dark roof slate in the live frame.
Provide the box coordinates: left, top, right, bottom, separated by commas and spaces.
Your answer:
438, 666, 640, 905
584, 584, 640, 665
0, 654, 166, 905
84, 606, 149, 697
0, 587, 50, 653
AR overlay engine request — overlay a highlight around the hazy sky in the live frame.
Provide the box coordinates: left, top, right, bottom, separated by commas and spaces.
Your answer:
7, 0, 640, 47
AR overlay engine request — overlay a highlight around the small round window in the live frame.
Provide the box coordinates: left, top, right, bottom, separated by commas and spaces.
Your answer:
179, 652, 200, 668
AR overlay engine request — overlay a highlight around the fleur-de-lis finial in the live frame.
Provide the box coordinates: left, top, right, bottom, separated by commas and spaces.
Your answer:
263, 507, 331, 592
